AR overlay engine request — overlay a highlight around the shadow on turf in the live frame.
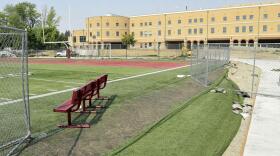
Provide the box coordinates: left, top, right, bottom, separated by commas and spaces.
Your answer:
16, 95, 117, 155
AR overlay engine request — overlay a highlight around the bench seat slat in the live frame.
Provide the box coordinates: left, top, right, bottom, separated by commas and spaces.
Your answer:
53, 99, 73, 112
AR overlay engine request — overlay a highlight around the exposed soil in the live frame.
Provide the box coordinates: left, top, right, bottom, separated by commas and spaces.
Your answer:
29, 58, 187, 69
223, 62, 261, 156
21, 77, 205, 156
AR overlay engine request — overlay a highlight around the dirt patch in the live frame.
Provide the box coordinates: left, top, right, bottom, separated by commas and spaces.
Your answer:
21, 78, 205, 156
223, 62, 261, 156
29, 58, 187, 69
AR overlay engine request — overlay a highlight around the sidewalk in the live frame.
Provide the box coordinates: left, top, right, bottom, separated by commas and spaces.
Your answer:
235, 59, 280, 156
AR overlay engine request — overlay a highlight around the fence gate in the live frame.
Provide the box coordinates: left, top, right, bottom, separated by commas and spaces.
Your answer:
0, 26, 30, 156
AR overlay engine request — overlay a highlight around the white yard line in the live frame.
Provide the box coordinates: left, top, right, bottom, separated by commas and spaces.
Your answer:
0, 98, 12, 101
0, 65, 189, 106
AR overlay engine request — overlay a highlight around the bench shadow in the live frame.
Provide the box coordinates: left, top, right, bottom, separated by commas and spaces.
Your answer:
67, 95, 117, 155
18, 95, 117, 156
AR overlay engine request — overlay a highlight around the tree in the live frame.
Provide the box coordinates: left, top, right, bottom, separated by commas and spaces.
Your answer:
1, 2, 66, 50
121, 34, 136, 59
42, 6, 61, 28
3, 2, 40, 29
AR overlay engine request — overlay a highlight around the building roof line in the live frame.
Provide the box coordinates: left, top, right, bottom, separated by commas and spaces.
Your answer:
129, 2, 280, 18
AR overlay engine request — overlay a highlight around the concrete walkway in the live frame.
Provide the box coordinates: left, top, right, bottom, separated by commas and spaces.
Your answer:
234, 59, 280, 156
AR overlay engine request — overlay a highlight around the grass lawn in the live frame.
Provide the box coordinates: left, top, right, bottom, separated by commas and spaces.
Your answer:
111, 78, 242, 156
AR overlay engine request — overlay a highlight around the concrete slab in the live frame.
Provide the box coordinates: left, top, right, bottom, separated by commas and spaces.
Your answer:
233, 59, 280, 156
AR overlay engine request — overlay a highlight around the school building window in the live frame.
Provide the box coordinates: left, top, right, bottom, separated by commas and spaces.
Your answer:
236, 16, 240, 21
116, 31, 120, 36
223, 16, 227, 21
177, 29, 181, 35
242, 26, 246, 32
235, 27, 240, 33
116, 23, 119, 27
97, 23, 100, 27
223, 27, 227, 33
79, 36, 86, 42
140, 23, 143, 27
106, 31, 110, 36
96, 31, 100, 36
168, 30, 172, 35
194, 18, 197, 23
263, 14, 268, 19
149, 22, 152, 26
211, 28, 215, 33
194, 28, 197, 34
158, 30, 161, 36
242, 15, 247, 20
211, 17, 215, 22
178, 19, 182, 24
250, 15, 254, 20
168, 20, 172, 25
106, 22, 109, 27
199, 28, 203, 34
188, 19, 192, 24
263, 25, 268, 32
249, 26, 254, 32
200, 18, 203, 23
188, 29, 192, 34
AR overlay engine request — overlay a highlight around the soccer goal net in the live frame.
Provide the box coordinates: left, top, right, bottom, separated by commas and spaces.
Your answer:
72, 43, 112, 59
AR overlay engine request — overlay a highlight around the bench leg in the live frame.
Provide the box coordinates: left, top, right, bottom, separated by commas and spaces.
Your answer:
58, 112, 90, 128
97, 92, 109, 100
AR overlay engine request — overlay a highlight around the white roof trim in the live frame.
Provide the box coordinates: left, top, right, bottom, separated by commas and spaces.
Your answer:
130, 3, 280, 18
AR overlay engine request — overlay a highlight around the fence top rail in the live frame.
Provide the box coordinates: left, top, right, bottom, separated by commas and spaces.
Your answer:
0, 26, 26, 33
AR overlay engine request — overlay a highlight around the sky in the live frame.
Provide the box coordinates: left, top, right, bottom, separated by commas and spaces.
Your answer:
0, 0, 274, 32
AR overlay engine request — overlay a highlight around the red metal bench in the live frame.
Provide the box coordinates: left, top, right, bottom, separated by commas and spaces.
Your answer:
53, 74, 109, 128
53, 89, 90, 128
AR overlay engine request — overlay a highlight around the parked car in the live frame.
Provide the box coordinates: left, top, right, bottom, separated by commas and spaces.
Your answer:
55, 50, 66, 57
0, 50, 16, 58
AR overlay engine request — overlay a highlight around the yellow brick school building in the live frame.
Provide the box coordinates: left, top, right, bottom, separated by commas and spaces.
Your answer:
69, 3, 280, 49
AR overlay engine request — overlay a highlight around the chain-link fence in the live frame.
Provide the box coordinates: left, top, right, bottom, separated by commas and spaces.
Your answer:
230, 43, 280, 98
190, 44, 230, 86
0, 26, 30, 156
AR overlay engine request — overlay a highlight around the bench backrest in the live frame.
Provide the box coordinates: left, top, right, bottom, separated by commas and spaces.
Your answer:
97, 74, 108, 90
80, 80, 98, 99
70, 89, 82, 112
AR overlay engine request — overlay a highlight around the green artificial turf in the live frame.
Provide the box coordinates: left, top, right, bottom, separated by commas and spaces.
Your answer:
111, 78, 242, 156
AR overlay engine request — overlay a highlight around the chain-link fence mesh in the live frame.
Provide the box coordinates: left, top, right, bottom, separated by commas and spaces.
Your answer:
72, 44, 112, 59
0, 26, 30, 156
28, 43, 184, 60
190, 44, 230, 86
